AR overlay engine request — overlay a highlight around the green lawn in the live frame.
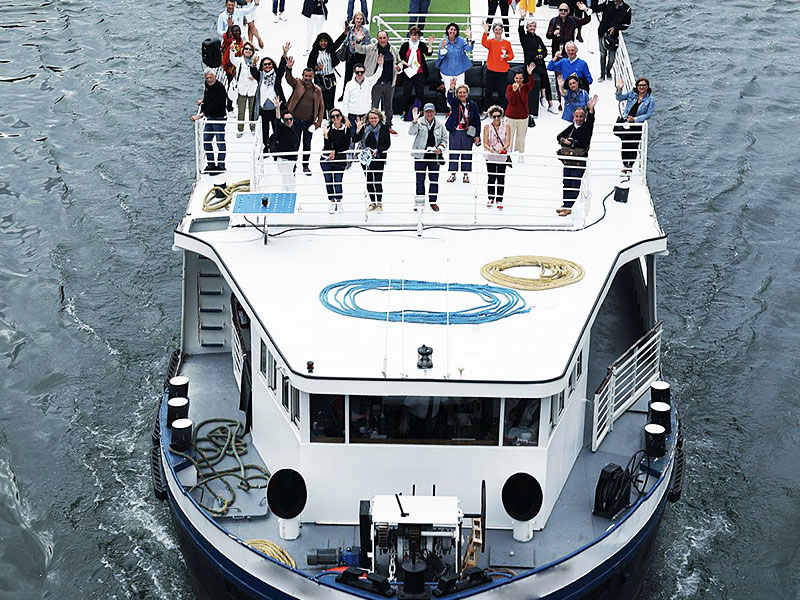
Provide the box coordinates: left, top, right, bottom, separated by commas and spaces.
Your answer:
369, 0, 472, 40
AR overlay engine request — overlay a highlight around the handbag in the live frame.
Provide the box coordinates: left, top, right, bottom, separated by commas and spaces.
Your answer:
613, 115, 628, 137
557, 145, 587, 166
316, 73, 336, 91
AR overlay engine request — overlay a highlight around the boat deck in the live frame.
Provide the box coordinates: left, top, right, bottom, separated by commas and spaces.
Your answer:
174, 351, 670, 574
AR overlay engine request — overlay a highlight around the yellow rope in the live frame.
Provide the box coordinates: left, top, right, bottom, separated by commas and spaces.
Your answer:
202, 179, 250, 212
480, 255, 584, 291
245, 539, 297, 568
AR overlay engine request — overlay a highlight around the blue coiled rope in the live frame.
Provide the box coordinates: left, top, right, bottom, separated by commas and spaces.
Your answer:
319, 279, 530, 325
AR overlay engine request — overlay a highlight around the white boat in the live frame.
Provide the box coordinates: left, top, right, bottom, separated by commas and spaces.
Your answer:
152, 4, 684, 599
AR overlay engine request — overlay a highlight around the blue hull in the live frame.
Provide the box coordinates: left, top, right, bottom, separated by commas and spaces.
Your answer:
166, 481, 668, 600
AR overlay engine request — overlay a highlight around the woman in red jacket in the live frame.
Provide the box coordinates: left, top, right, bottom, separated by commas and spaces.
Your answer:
505, 64, 535, 158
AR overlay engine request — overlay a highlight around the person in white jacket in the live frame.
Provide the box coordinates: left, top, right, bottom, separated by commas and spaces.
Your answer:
230, 42, 259, 135
338, 54, 384, 140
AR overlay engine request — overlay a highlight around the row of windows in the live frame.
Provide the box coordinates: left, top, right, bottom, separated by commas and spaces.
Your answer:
309, 395, 543, 447
260, 340, 299, 427
259, 339, 582, 445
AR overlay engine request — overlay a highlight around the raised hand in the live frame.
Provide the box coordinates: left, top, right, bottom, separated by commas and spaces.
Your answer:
282, 42, 291, 56
355, 116, 365, 130
377, 53, 384, 66
411, 106, 419, 122
465, 26, 472, 39
286, 56, 295, 69
449, 77, 456, 90
356, 29, 365, 42
527, 62, 535, 75
427, 35, 435, 46
343, 20, 349, 32
587, 94, 599, 110
616, 77, 624, 91
576, 1, 587, 11
482, 20, 489, 33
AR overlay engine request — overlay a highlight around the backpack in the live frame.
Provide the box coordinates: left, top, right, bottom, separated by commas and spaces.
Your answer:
202, 38, 222, 69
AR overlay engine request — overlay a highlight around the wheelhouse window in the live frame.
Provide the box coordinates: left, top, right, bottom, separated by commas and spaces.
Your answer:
290, 387, 300, 427
549, 391, 565, 429
267, 352, 277, 391
281, 376, 290, 411
503, 399, 541, 446
309, 394, 345, 442
259, 340, 267, 377
350, 396, 500, 445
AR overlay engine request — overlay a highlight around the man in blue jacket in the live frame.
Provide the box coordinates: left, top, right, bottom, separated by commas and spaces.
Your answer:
547, 42, 592, 91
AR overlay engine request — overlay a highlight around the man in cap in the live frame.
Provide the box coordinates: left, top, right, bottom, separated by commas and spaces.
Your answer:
409, 103, 447, 211
546, 2, 589, 56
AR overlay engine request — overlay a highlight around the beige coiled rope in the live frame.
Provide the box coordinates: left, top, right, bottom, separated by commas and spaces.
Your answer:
202, 179, 250, 211
480, 255, 584, 291
246, 539, 297, 568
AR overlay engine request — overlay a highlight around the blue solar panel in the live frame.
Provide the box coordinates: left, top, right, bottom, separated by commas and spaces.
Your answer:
232, 193, 297, 214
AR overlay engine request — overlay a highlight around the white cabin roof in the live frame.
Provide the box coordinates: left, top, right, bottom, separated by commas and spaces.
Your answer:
176, 2, 666, 388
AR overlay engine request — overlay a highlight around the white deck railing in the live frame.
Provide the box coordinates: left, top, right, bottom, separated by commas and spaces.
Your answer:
591, 321, 662, 452
192, 117, 648, 228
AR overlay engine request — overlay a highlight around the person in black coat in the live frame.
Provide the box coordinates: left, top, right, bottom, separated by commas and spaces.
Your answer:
517, 18, 554, 117
556, 94, 597, 216
398, 28, 435, 120
268, 110, 301, 191
352, 109, 391, 210
591, 0, 632, 80
308, 30, 347, 115
320, 109, 352, 209
191, 70, 229, 173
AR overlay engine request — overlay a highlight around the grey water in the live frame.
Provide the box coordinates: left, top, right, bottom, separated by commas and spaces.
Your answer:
0, 0, 798, 598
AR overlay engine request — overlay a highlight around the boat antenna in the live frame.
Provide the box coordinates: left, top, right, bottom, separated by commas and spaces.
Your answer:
395, 493, 409, 517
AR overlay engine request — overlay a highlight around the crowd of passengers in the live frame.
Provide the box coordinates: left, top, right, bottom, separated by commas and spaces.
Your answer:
195, 0, 654, 216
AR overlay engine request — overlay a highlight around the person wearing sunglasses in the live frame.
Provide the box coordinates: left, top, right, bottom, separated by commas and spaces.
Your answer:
230, 43, 259, 136
267, 111, 301, 191
320, 111, 351, 211
614, 77, 653, 174
546, 2, 589, 57
353, 109, 391, 212
339, 57, 384, 140
556, 94, 598, 216
482, 106, 511, 210
252, 50, 286, 152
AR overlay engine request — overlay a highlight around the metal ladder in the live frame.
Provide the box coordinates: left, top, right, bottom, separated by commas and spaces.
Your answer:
196, 256, 227, 349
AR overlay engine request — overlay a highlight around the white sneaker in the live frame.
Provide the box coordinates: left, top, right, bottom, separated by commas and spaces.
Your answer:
518, 154, 525, 164
329, 202, 337, 214
376, 203, 383, 212
539, 97, 548, 108
337, 201, 343, 212
367, 203, 377, 211
273, 13, 279, 22
236, 132, 243, 138
279, 13, 286, 20
547, 106, 558, 114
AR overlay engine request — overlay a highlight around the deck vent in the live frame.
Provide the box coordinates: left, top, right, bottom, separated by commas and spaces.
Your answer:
267, 468, 307, 540
307, 361, 314, 373
168, 375, 189, 399
167, 397, 189, 429
648, 401, 671, 435
651, 380, 671, 406
417, 345, 433, 370
171, 418, 193, 451
644, 423, 666, 457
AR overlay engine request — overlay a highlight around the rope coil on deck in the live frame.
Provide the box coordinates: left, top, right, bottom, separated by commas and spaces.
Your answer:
169, 419, 270, 516
319, 278, 530, 324
480, 256, 584, 291
245, 539, 297, 569
202, 179, 250, 211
